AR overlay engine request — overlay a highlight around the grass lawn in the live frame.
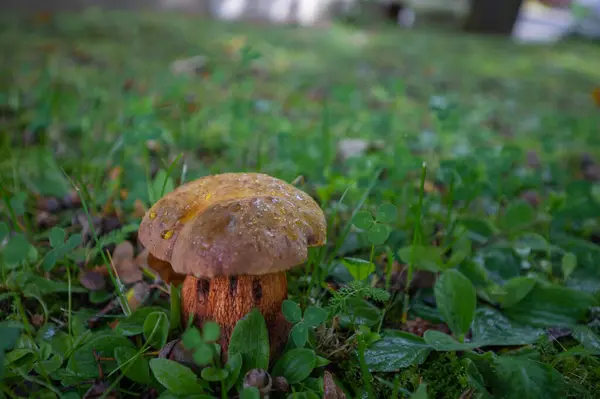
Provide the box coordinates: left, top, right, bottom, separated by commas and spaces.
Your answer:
1, 9, 600, 399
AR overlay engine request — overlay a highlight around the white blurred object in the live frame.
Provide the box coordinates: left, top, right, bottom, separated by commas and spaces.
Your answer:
513, 0, 600, 43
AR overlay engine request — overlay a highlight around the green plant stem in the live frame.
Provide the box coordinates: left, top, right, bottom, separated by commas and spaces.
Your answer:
357, 336, 375, 399
67, 262, 73, 338
402, 162, 427, 324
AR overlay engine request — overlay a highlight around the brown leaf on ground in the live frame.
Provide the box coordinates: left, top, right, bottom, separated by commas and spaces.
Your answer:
36, 211, 58, 229
30, 314, 45, 329
324, 371, 347, 399
404, 317, 451, 337
37, 197, 62, 213
134, 199, 147, 219
126, 282, 151, 311
83, 381, 116, 399
79, 270, 107, 291
159, 339, 200, 373
112, 241, 142, 284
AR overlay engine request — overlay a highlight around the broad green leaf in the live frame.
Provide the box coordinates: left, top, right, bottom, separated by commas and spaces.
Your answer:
315, 355, 330, 367
240, 387, 261, 399
338, 297, 382, 328
572, 325, 600, 354
423, 330, 478, 351
291, 321, 308, 348
282, 300, 302, 323
411, 383, 429, 399
182, 327, 203, 349
471, 307, 544, 346
561, 252, 577, 280
67, 332, 136, 379
193, 344, 214, 366
115, 307, 168, 336
202, 321, 220, 343
397, 245, 444, 272
143, 312, 170, 349
457, 217, 495, 244
225, 352, 243, 391
503, 284, 597, 328
286, 393, 320, 399
62, 234, 83, 251
9, 192, 27, 216
149, 358, 204, 395
0, 222, 8, 241
353, 211, 374, 230
499, 200, 536, 231
435, 270, 476, 341
33, 354, 62, 375
228, 308, 269, 377
364, 330, 432, 372
499, 277, 536, 308
2, 233, 32, 267
492, 356, 566, 399
367, 223, 390, 245
303, 307, 328, 327
201, 366, 229, 382
48, 227, 66, 248
114, 347, 151, 384
342, 257, 375, 281
272, 348, 316, 384
375, 203, 397, 224
463, 358, 492, 398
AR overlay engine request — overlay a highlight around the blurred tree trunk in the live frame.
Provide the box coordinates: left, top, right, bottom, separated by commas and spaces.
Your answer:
463, 0, 524, 35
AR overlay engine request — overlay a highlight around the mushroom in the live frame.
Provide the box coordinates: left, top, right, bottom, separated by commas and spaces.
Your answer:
138, 173, 326, 358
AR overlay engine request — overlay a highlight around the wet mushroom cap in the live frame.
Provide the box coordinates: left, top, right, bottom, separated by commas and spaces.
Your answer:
138, 173, 326, 278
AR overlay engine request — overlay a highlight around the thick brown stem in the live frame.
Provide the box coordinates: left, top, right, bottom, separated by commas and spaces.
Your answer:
182, 271, 290, 362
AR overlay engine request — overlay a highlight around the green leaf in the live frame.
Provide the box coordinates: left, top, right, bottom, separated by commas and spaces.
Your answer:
338, 297, 382, 328
143, 311, 170, 349
315, 355, 330, 368
364, 330, 432, 372
303, 307, 328, 328
63, 234, 83, 251
202, 321, 220, 343
471, 307, 544, 346
375, 203, 397, 224
397, 245, 444, 272
434, 270, 476, 341
457, 217, 495, 244
572, 325, 600, 354
503, 284, 597, 328
561, 252, 577, 280
2, 233, 32, 267
240, 387, 261, 399
272, 348, 316, 384
367, 223, 390, 245
282, 300, 302, 323
411, 383, 429, 399
193, 344, 214, 366
114, 347, 151, 384
291, 322, 308, 348
342, 257, 375, 281
492, 356, 566, 399
353, 211, 374, 230
48, 227, 66, 248
499, 200, 536, 231
10, 192, 27, 216
0, 222, 8, 241
423, 330, 479, 351
149, 358, 204, 395
228, 308, 269, 377
67, 332, 136, 379
286, 393, 320, 399
499, 277, 536, 308
463, 358, 492, 398
115, 307, 168, 336
225, 352, 243, 391
201, 366, 229, 382
182, 327, 203, 349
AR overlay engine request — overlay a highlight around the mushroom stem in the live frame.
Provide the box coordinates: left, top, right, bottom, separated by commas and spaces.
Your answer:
182, 271, 291, 360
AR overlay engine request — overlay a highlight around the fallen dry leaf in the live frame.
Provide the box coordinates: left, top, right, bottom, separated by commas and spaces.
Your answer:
324, 371, 347, 399
126, 282, 151, 311
79, 270, 107, 291
404, 317, 451, 337
112, 241, 142, 284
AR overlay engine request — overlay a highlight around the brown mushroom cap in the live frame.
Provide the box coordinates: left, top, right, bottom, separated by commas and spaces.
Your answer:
138, 173, 326, 278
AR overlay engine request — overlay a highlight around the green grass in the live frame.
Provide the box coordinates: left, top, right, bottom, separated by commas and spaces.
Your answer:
1, 9, 600, 399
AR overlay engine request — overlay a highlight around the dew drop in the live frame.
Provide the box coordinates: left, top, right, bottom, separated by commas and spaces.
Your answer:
205, 193, 212, 200
161, 230, 174, 239
149, 211, 157, 220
